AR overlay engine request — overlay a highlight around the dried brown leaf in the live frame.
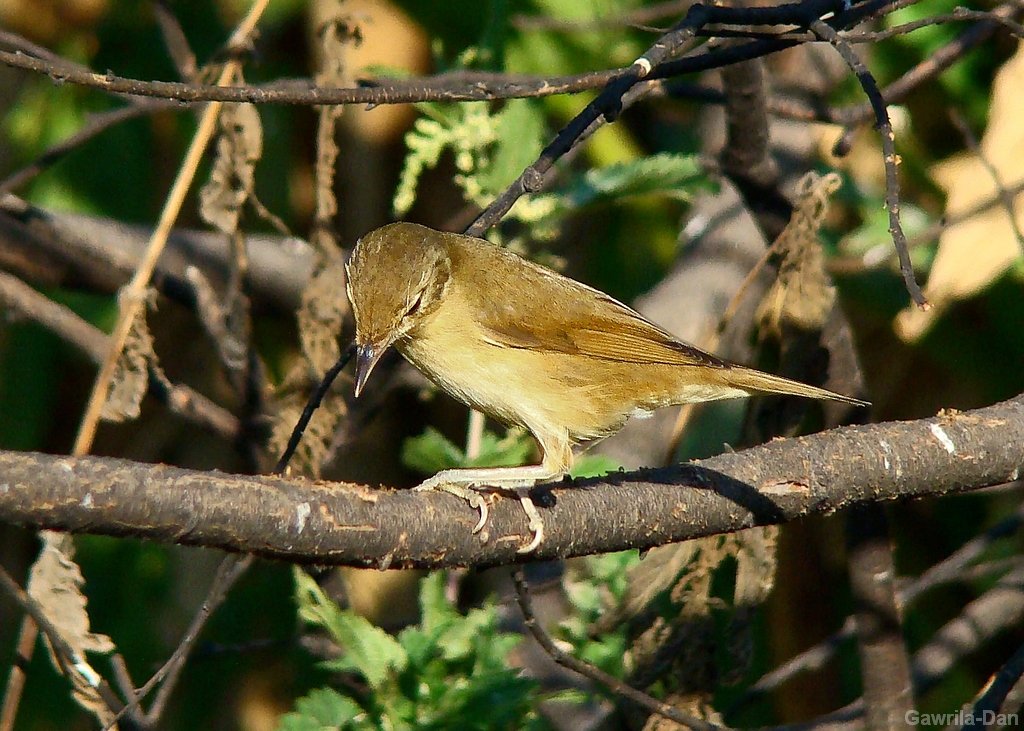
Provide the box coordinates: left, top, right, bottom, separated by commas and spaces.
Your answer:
102, 289, 158, 422
199, 102, 263, 235
28, 532, 116, 726
756, 172, 842, 338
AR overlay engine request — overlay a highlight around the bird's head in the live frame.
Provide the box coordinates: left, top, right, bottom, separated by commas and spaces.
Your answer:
345, 222, 452, 396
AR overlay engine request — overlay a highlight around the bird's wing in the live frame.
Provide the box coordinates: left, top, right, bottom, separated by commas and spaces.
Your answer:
476, 280, 728, 369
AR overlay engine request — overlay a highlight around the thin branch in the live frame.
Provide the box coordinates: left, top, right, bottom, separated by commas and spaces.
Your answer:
844, 503, 915, 725
809, 19, 927, 309
0, 614, 38, 731
0, 195, 314, 314
0, 271, 240, 441
0, 0, 900, 110
71, 0, 271, 456
136, 555, 252, 727
510, 567, 721, 731
0, 394, 1021, 569
464, 3, 710, 235
913, 563, 1024, 697
948, 108, 1024, 256
737, 500, 1024, 708
964, 641, 1024, 729
0, 101, 174, 197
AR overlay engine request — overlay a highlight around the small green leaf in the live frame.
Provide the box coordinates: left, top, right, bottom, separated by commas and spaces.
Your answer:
275, 687, 362, 730
293, 568, 407, 689
401, 427, 466, 473
478, 99, 545, 195
538, 153, 710, 215
401, 427, 534, 475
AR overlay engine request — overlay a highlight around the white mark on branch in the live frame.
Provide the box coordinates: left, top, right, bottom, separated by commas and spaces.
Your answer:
57, 460, 74, 473
633, 56, 652, 75
929, 423, 956, 454
880, 439, 892, 470
294, 502, 311, 533
81, 493, 93, 508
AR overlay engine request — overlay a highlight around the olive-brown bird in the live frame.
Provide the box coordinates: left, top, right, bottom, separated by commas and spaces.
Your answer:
346, 222, 868, 552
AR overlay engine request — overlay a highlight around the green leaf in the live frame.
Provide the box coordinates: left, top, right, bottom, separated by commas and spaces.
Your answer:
275, 688, 362, 731
401, 427, 534, 475
539, 153, 708, 214
293, 568, 407, 689
401, 427, 466, 473
478, 99, 545, 196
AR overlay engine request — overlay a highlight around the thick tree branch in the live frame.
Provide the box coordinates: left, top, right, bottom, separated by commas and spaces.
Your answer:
0, 395, 1020, 569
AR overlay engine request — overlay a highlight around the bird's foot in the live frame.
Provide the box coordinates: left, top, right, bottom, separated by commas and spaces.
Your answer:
412, 479, 491, 533
412, 473, 546, 554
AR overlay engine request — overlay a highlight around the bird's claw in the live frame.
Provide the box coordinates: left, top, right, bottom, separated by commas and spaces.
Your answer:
515, 490, 544, 554
413, 480, 544, 553
414, 481, 490, 534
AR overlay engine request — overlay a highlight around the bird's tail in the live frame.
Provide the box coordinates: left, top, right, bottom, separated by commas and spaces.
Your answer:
723, 366, 870, 407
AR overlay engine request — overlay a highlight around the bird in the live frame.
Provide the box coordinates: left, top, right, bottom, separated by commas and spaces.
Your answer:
346, 222, 868, 553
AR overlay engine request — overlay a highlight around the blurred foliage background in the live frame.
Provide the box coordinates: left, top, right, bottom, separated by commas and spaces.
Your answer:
0, 0, 1023, 728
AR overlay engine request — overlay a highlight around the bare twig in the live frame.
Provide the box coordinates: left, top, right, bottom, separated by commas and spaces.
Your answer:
731, 499, 1024, 710
464, 4, 709, 236
809, 19, 927, 309
510, 567, 721, 731
964, 641, 1024, 729
0, 101, 174, 197
71, 0, 271, 456
152, 1, 199, 81
948, 108, 1024, 255
0, 271, 240, 440
0, 0, 896, 109
104, 554, 254, 729
0, 615, 39, 731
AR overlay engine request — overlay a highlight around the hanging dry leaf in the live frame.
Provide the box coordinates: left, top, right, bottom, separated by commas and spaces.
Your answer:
28, 532, 116, 726
756, 172, 842, 337
102, 289, 159, 422
896, 44, 1024, 341
199, 102, 263, 235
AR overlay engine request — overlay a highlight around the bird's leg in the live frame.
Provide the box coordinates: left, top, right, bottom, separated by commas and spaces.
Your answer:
412, 445, 569, 553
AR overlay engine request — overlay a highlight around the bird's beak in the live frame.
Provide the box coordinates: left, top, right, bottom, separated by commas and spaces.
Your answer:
354, 342, 386, 398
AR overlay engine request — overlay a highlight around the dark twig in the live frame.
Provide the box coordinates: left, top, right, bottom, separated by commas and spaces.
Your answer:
105, 554, 254, 729
948, 108, 1024, 256
273, 343, 355, 474
152, 1, 199, 81
464, 4, 710, 236
0, 101, 174, 197
0, 615, 38, 731
809, 19, 927, 308
830, 1, 1020, 132
0, 0, 893, 110
914, 563, 1024, 697
964, 641, 1024, 729
0, 270, 240, 441
737, 500, 1024, 708
510, 567, 722, 731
